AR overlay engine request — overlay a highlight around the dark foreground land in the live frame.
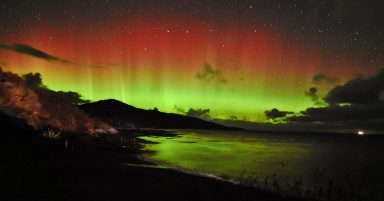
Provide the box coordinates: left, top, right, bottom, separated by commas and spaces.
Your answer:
0, 129, 303, 201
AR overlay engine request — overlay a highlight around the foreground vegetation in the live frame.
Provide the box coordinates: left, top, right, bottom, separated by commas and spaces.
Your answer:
0, 127, 300, 201
238, 168, 377, 201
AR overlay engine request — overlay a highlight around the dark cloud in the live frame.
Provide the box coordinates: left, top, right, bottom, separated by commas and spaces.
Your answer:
186, 108, 211, 120
303, 74, 338, 106
0, 43, 70, 64
196, 63, 227, 84
287, 104, 384, 129
325, 68, 384, 105
305, 87, 318, 101
305, 87, 324, 106
274, 69, 384, 130
22, 72, 90, 105
173, 106, 212, 120
312, 74, 339, 86
264, 108, 293, 122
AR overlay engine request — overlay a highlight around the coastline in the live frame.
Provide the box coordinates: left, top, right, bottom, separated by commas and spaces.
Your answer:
128, 128, 382, 201
1, 128, 301, 201
130, 156, 242, 185
121, 128, 244, 185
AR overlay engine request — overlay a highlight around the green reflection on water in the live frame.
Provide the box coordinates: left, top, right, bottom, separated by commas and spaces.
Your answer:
140, 130, 312, 180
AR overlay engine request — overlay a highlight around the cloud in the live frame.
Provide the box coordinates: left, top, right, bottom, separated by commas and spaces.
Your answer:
174, 106, 212, 120
186, 108, 211, 120
195, 63, 227, 84
22, 72, 90, 105
264, 108, 293, 122
269, 68, 384, 130
305, 87, 325, 106
286, 104, 384, 129
301, 74, 339, 106
325, 68, 384, 105
0, 43, 118, 69
312, 74, 339, 86
0, 43, 70, 64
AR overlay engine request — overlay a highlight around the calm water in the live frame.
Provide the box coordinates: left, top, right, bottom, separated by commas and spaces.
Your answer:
139, 130, 384, 198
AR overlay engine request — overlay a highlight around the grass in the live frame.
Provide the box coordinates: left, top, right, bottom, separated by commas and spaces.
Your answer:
41, 128, 62, 139
239, 168, 378, 201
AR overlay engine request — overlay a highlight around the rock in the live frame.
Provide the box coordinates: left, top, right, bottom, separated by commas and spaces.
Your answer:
0, 67, 117, 135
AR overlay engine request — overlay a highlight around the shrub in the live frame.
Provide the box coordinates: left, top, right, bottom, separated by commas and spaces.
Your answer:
41, 128, 61, 139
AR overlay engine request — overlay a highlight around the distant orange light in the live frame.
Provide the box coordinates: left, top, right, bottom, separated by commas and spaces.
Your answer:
357, 130, 365, 135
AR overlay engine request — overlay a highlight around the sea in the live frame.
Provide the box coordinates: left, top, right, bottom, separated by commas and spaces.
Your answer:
139, 130, 384, 200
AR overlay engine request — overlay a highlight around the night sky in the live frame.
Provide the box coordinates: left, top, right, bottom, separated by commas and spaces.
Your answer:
1, 0, 383, 122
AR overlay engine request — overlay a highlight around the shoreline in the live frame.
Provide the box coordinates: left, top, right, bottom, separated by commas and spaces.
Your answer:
130, 128, 382, 201
1, 128, 302, 201
130, 156, 242, 185
4, 127, 379, 201
121, 128, 244, 185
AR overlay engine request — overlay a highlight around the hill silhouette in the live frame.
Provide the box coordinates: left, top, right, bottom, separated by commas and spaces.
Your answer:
0, 67, 116, 135
80, 99, 239, 130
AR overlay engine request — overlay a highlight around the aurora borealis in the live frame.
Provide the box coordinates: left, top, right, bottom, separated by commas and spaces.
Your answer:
1, 0, 383, 122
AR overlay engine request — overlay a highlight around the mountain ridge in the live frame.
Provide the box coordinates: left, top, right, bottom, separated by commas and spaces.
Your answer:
80, 99, 240, 130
